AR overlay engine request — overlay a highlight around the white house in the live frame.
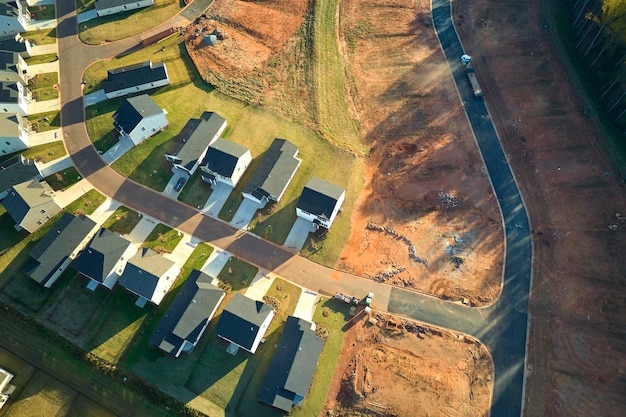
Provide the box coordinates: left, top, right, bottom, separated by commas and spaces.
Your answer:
112, 94, 168, 146
1, 179, 61, 233
103, 61, 169, 99
200, 137, 251, 188
0, 50, 28, 83
0, 80, 30, 115
0, 1, 29, 38
118, 247, 180, 307
0, 112, 28, 155
296, 177, 345, 230
164, 111, 226, 176
242, 138, 301, 208
215, 293, 275, 355
95, 0, 154, 17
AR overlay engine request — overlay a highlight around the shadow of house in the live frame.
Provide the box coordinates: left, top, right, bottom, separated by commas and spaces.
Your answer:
25, 212, 98, 288
296, 177, 345, 231
103, 60, 170, 99
258, 316, 324, 412
2, 179, 60, 233
72, 227, 136, 291
150, 269, 225, 357
0, 154, 40, 200
164, 111, 226, 176
215, 293, 275, 355
118, 247, 180, 307
199, 137, 251, 188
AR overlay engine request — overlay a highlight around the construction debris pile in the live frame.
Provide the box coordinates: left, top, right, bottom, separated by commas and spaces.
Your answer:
366, 222, 428, 267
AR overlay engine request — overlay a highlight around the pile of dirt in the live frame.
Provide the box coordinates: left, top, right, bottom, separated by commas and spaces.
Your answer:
324, 312, 492, 417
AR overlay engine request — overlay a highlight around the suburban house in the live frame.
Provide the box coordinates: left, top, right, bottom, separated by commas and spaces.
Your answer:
118, 247, 180, 307
0, 50, 27, 83
215, 293, 275, 354
72, 228, 136, 291
241, 138, 301, 208
0, 79, 29, 115
200, 137, 251, 187
0, 112, 28, 155
0, 367, 15, 410
150, 269, 225, 357
296, 177, 346, 230
102, 61, 170, 99
164, 111, 226, 176
95, 0, 154, 17
112, 94, 168, 146
25, 213, 98, 288
0, 33, 32, 58
0, 154, 40, 199
258, 316, 324, 412
1, 179, 60, 232
0, 0, 29, 38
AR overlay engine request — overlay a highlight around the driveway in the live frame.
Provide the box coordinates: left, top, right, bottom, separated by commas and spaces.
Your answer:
201, 181, 232, 217
283, 217, 315, 251
77, 10, 98, 24
162, 169, 189, 198
101, 136, 134, 164
84, 89, 106, 107
229, 198, 260, 229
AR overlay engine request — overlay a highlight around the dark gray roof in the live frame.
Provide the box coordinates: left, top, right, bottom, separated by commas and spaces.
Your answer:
150, 269, 225, 355
0, 81, 19, 103
243, 138, 300, 201
0, 34, 28, 54
297, 177, 345, 220
103, 61, 168, 94
258, 316, 324, 411
2, 179, 61, 232
26, 213, 97, 286
215, 293, 274, 351
201, 137, 249, 177
118, 247, 175, 300
0, 1, 19, 18
0, 112, 20, 138
95, 0, 142, 10
0, 50, 18, 72
167, 112, 226, 171
0, 155, 40, 197
72, 228, 132, 282
112, 94, 162, 133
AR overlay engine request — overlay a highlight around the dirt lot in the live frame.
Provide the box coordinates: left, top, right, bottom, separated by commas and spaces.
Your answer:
323, 310, 492, 417
452, 0, 626, 416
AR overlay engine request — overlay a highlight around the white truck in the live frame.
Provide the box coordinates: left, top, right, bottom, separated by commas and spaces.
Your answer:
461, 55, 483, 100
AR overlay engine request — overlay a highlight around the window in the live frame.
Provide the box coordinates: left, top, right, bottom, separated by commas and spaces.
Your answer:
40, 209, 45, 214
141, 127, 146, 131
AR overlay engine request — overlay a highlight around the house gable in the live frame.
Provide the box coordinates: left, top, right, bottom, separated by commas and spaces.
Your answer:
0, 155, 40, 199
72, 228, 133, 284
200, 137, 250, 184
2, 179, 61, 233
296, 177, 345, 228
118, 247, 178, 305
215, 294, 274, 353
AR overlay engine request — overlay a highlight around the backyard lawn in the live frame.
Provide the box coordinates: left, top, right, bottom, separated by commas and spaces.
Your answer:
28, 72, 59, 101
24, 53, 58, 65
101, 206, 142, 235
142, 223, 183, 253
27, 110, 61, 132
29, 4, 56, 20
22, 28, 57, 45
21, 140, 66, 163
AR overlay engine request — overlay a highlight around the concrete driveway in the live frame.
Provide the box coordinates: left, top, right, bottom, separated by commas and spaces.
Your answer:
84, 89, 106, 107
292, 289, 319, 322
102, 136, 134, 164
200, 248, 231, 278
283, 217, 315, 251
201, 181, 232, 217
162, 169, 190, 199
229, 198, 260, 229
77, 10, 98, 24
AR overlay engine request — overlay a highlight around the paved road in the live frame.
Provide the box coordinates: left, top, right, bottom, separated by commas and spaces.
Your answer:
53, 0, 534, 416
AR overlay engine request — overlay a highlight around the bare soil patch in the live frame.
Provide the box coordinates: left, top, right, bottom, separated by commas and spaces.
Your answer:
324, 311, 492, 417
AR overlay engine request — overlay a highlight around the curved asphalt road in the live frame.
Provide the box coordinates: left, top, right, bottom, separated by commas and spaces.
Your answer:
54, 1, 533, 416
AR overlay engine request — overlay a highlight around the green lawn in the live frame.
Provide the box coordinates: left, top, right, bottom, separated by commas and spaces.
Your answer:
217, 256, 258, 292
264, 278, 302, 333
85, 98, 123, 154
78, 0, 183, 45
44, 167, 82, 191
178, 170, 214, 209
0, 206, 29, 254
76, 0, 95, 14
24, 53, 58, 65
101, 206, 142, 235
29, 4, 56, 20
21, 140, 66, 163
64, 189, 106, 216
28, 72, 59, 101
27, 110, 61, 132
22, 28, 57, 45
142, 223, 183, 253
6, 370, 76, 417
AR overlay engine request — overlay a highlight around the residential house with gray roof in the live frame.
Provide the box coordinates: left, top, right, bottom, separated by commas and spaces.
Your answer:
296, 177, 345, 230
112, 94, 168, 146
258, 316, 324, 412
0, 33, 32, 58
0, 78, 29, 115
95, 0, 154, 17
2, 179, 60, 232
150, 269, 225, 357
118, 247, 180, 307
242, 138, 301, 208
0, 50, 27, 83
164, 111, 227, 176
26, 213, 98, 288
72, 228, 136, 291
0, 112, 28, 155
200, 137, 251, 188
0, 1, 29, 38
0, 154, 40, 199
103, 61, 169, 99
215, 293, 275, 354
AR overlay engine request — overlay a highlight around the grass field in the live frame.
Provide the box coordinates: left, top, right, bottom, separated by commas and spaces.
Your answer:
78, 0, 182, 45
22, 28, 57, 45
27, 110, 61, 132
28, 71, 59, 101
85, 98, 123, 154
101, 205, 142, 235
75, 0, 95, 14
21, 140, 66, 163
264, 278, 301, 333
6, 371, 77, 416
217, 257, 258, 292
44, 167, 81, 191
142, 223, 183, 253
64, 189, 106, 216
24, 53, 58, 65
30, 4, 56, 20
0, 206, 29, 253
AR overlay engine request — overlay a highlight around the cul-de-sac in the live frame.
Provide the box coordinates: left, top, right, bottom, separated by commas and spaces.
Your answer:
0, 0, 624, 416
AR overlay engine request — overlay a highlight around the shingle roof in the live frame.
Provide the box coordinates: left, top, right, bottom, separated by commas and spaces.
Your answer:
168, 112, 226, 171
0, 50, 18, 72
103, 61, 168, 94
150, 269, 225, 355
72, 228, 132, 282
0, 81, 19, 103
2, 179, 60, 232
0, 112, 20, 139
112, 94, 162, 134
0, 154, 40, 196
258, 316, 324, 411
0, 1, 19, 18
201, 137, 249, 177
243, 138, 300, 201
26, 213, 97, 286
215, 294, 274, 351
297, 177, 345, 220
0, 34, 28, 54
95, 0, 142, 10
118, 247, 175, 300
